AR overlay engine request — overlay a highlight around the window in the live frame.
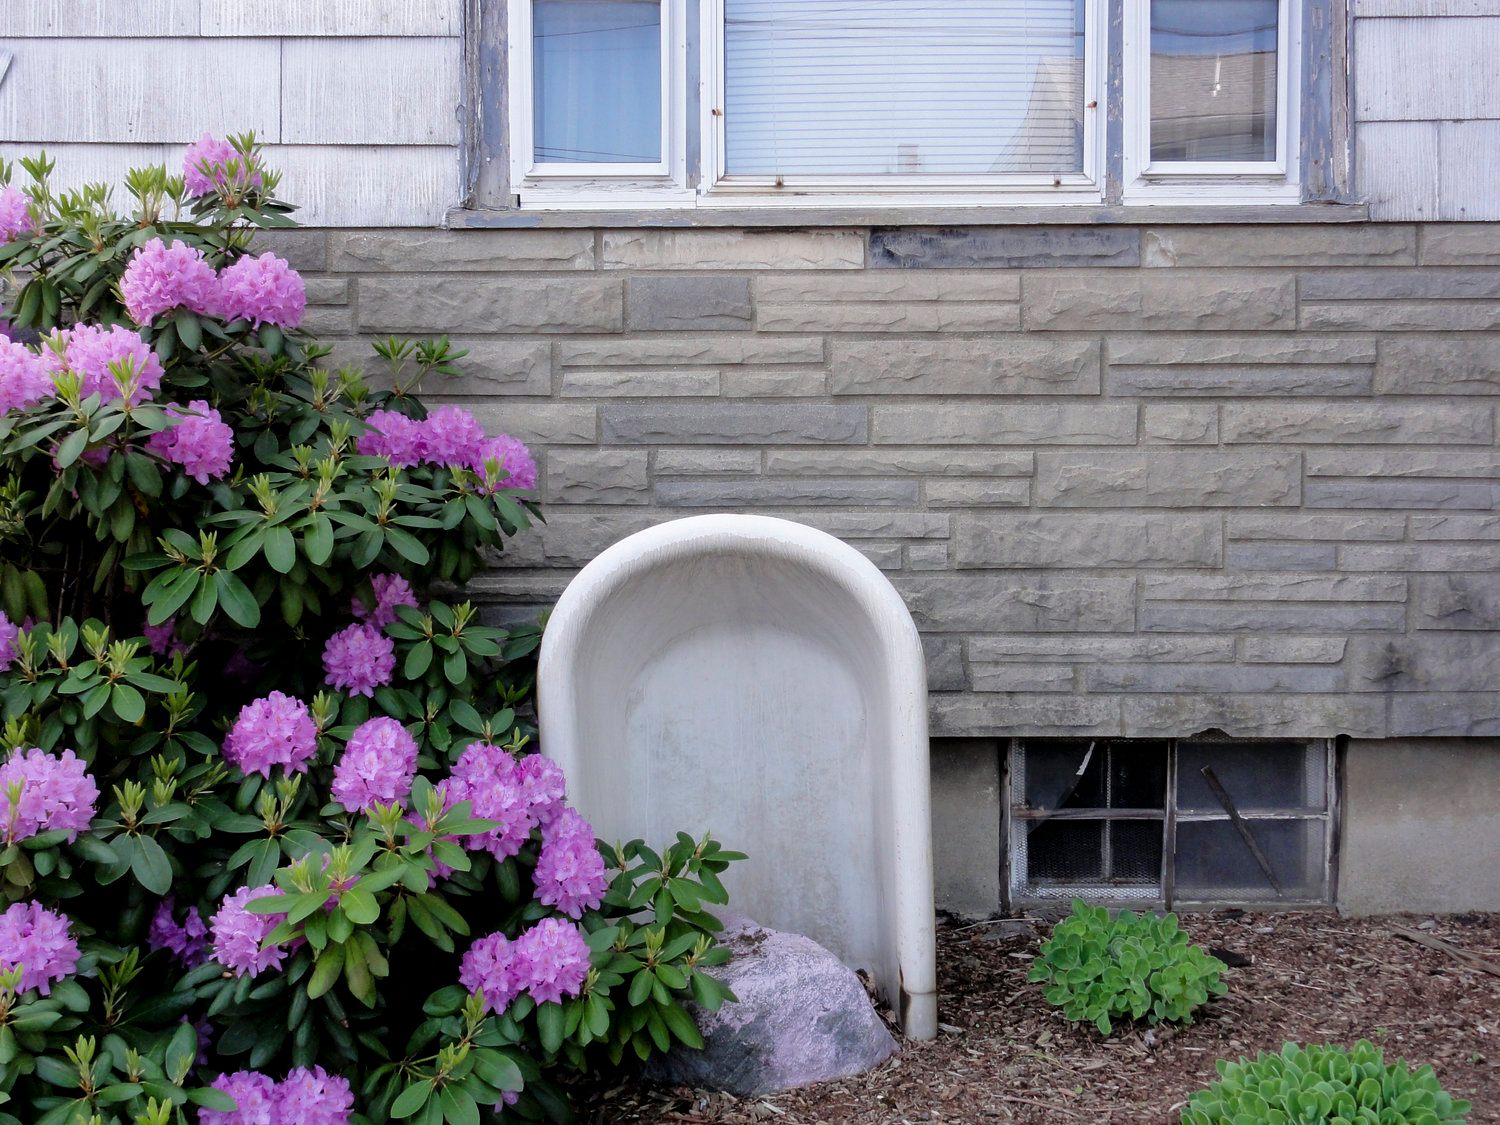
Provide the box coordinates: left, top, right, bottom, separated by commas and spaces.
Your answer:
1006, 737, 1333, 909
500, 0, 1316, 207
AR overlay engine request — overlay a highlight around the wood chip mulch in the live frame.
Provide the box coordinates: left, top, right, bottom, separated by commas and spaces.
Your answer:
576, 911, 1500, 1124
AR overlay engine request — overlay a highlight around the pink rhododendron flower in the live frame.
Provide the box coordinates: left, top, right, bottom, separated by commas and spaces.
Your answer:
148, 896, 209, 967
322, 624, 395, 698
532, 808, 608, 920
183, 134, 263, 198
275, 1066, 354, 1124
0, 610, 17, 671
0, 901, 79, 996
0, 747, 100, 845
514, 917, 591, 1005
352, 573, 418, 629
216, 252, 306, 329
445, 742, 535, 861
142, 616, 190, 658
331, 717, 418, 813
470, 433, 537, 493
459, 931, 526, 1015
63, 323, 163, 405
146, 399, 234, 484
0, 338, 53, 415
418, 405, 486, 465
515, 754, 566, 828
210, 884, 290, 978
0, 186, 34, 244
119, 237, 219, 325
356, 409, 425, 468
222, 691, 318, 777
202, 1070, 278, 1125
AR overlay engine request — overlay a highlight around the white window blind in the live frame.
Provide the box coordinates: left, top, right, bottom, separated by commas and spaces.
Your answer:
723, 0, 1085, 177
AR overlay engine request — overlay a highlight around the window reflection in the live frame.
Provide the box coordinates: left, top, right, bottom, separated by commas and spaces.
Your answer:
1150, 0, 1278, 163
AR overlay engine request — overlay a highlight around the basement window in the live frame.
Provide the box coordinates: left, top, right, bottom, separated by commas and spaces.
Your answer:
1006, 737, 1333, 910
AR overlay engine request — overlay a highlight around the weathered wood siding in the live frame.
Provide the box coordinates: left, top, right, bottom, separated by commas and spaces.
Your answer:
1354, 2, 1500, 219
0, 1, 463, 226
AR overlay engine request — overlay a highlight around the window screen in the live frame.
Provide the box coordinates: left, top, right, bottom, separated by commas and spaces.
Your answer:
723, 0, 1086, 176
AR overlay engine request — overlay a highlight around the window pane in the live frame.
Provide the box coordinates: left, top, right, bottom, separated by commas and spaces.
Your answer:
533, 0, 661, 164
1175, 819, 1327, 901
1176, 740, 1326, 813
723, 0, 1085, 177
1150, 0, 1278, 162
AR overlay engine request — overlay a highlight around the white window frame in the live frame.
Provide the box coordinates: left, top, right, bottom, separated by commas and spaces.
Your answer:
506, 0, 695, 206
695, 0, 1107, 208
1122, 0, 1301, 203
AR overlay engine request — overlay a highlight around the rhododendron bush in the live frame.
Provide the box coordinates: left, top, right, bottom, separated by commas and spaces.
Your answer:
0, 137, 741, 1125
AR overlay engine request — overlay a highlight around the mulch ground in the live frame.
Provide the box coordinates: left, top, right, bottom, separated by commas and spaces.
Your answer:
578, 911, 1500, 1124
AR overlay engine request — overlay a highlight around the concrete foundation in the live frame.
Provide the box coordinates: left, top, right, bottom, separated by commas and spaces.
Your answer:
931, 739, 1002, 919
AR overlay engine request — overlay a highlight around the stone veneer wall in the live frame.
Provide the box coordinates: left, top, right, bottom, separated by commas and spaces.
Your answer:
269, 221, 1500, 742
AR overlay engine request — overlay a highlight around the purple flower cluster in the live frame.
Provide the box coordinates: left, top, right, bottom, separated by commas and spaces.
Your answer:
145, 399, 234, 484
119, 238, 220, 325
357, 405, 536, 492
184, 134, 264, 198
322, 624, 396, 698
143, 615, 189, 658
0, 747, 100, 845
61, 323, 164, 405
0, 337, 52, 415
0, 901, 79, 996
222, 692, 318, 777
331, 717, 419, 813
0, 186, 34, 244
351, 573, 418, 629
446, 744, 566, 862
209, 884, 290, 979
148, 896, 209, 967
217, 252, 306, 329
203, 1066, 352, 1125
533, 808, 609, 920
0, 610, 17, 671
460, 918, 592, 1014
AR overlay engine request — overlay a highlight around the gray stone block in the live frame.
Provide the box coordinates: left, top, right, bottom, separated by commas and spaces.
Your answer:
1229, 513, 1407, 542
955, 513, 1221, 568
1306, 480, 1500, 509
1375, 336, 1500, 394
971, 665, 1075, 692
358, 276, 623, 333
469, 403, 597, 445
754, 272, 1021, 303
301, 306, 354, 336
720, 368, 830, 397
1142, 404, 1219, 444
447, 340, 552, 396
1086, 663, 1344, 693
545, 450, 649, 505
759, 303, 1020, 333
1142, 225, 1417, 267
1024, 272, 1296, 331
626, 275, 753, 330
969, 635, 1236, 663
654, 479, 919, 507
653, 449, 762, 475
1109, 333, 1377, 366
855, 542, 903, 570
1120, 695, 1386, 738
870, 226, 1139, 269
1222, 403, 1493, 444
906, 543, 951, 571
766, 449, 1033, 477
1301, 301, 1500, 331
602, 230, 864, 270
329, 229, 595, 272
1226, 543, 1339, 571
559, 336, 824, 367
925, 480, 1032, 507
1420, 224, 1500, 265
892, 575, 1136, 632
1416, 574, 1500, 630
929, 694, 1123, 737
874, 404, 1137, 446
830, 338, 1100, 395
1140, 603, 1407, 633
1411, 514, 1500, 540
795, 512, 950, 539
1107, 364, 1373, 396
251, 228, 328, 271
602, 404, 867, 445
1142, 573, 1407, 601
561, 369, 721, 397
1306, 450, 1500, 478
923, 636, 968, 691
1347, 634, 1500, 692
1240, 637, 1347, 664
1033, 451, 1300, 508
304, 277, 349, 305
1338, 544, 1500, 571
1389, 695, 1500, 736
1299, 267, 1500, 299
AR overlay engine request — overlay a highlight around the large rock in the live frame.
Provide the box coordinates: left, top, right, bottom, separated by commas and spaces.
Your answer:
645, 916, 898, 1096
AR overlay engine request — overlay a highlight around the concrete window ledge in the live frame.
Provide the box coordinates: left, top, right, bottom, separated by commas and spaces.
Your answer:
446, 201, 1370, 231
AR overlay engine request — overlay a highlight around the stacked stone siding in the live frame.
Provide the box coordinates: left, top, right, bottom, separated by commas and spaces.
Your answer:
279, 221, 1500, 741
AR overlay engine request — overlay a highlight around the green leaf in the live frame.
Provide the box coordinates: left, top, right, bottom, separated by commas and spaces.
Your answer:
130, 833, 173, 894
110, 682, 146, 724
536, 1002, 566, 1055
307, 945, 344, 1000
390, 1080, 433, 1119
439, 1087, 479, 1125
215, 568, 261, 627
173, 308, 202, 352
303, 517, 334, 566
54, 428, 89, 469
385, 527, 430, 565
264, 525, 296, 574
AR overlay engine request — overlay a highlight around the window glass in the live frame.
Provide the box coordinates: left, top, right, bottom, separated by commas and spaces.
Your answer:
533, 0, 662, 164
1149, 0, 1278, 162
723, 0, 1085, 176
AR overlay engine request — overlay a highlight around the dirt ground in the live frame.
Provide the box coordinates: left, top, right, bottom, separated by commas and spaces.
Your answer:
579, 911, 1500, 1124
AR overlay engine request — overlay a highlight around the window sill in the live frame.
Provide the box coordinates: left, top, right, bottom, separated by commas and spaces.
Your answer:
446, 200, 1369, 230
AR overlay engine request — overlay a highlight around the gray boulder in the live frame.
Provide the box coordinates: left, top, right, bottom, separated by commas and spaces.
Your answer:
644, 915, 898, 1096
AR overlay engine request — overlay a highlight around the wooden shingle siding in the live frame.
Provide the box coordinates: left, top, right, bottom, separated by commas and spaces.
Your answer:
1355, 18, 1500, 119
2, 0, 462, 227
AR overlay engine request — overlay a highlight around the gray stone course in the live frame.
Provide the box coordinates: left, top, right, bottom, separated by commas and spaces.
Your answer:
303, 220, 1500, 738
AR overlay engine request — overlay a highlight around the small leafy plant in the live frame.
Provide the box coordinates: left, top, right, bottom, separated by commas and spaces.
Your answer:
1028, 899, 1228, 1035
1182, 1040, 1471, 1124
